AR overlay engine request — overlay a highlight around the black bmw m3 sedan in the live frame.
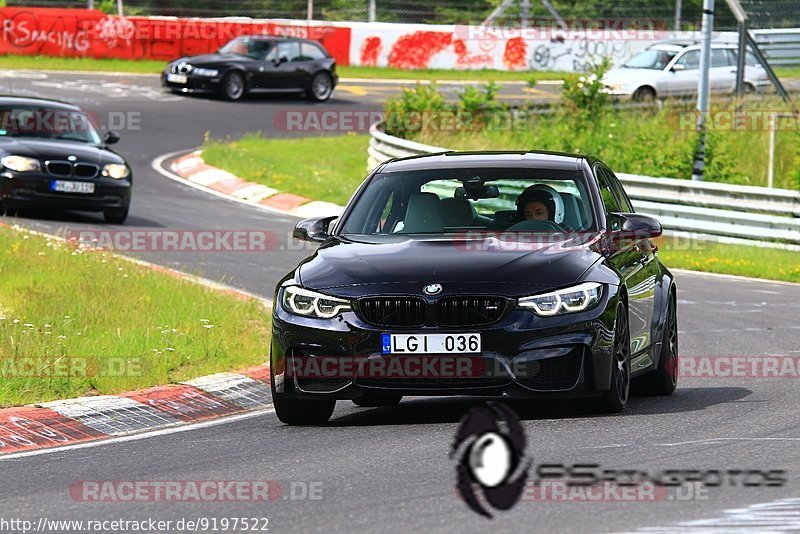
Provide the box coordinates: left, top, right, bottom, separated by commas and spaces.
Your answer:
271, 151, 678, 424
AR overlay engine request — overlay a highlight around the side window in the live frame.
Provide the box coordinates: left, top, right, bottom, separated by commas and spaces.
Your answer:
675, 50, 700, 70
596, 167, 623, 231
604, 168, 634, 213
275, 42, 301, 63
301, 43, 328, 61
247, 40, 273, 59
711, 48, 732, 67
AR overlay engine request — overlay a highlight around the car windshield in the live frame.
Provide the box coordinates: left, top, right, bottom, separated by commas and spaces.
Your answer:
339, 168, 596, 236
623, 48, 677, 70
0, 105, 101, 144
219, 38, 272, 59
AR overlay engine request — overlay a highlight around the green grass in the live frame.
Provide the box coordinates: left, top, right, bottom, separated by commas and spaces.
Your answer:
775, 66, 800, 80
0, 225, 271, 407
2, 53, 798, 86
409, 100, 800, 190
0, 54, 562, 81
339, 65, 563, 82
656, 237, 800, 283
202, 133, 370, 205
0, 54, 166, 74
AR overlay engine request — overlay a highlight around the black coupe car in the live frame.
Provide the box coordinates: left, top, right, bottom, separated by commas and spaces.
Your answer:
162, 35, 338, 101
0, 97, 131, 223
271, 151, 678, 424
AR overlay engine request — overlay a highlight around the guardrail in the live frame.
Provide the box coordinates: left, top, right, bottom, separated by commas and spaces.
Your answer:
753, 29, 800, 68
368, 121, 800, 247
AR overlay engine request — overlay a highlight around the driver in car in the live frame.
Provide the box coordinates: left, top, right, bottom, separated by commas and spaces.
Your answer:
516, 186, 556, 221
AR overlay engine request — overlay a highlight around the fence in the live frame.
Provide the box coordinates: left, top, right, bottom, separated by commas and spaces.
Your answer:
6, 0, 800, 28
368, 121, 800, 248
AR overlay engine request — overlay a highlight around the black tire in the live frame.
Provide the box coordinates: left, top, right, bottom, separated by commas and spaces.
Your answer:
637, 292, 678, 395
632, 86, 656, 102
271, 368, 335, 425
352, 393, 402, 407
600, 302, 631, 413
307, 71, 334, 102
103, 207, 129, 224
221, 71, 246, 101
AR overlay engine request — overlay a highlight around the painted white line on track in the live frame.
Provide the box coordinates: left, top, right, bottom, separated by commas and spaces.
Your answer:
673, 268, 800, 287
0, 407, 274, 461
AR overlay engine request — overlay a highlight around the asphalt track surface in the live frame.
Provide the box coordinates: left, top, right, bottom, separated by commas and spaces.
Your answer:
2, 71, 800, 533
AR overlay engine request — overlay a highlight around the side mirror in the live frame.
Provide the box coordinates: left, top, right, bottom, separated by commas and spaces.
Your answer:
104, 131, 120, 145
293, 216, 338, 242
671, 63, 686, 72
272, 55, 288, 66
610, 212, 662, 241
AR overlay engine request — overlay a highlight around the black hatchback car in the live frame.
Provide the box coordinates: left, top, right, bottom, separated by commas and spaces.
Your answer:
162, 35, 338, 101
271, 151, 678, 424
0, 97, 131, 223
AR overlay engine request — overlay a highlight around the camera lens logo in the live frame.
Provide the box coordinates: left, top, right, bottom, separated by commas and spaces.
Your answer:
450, 402, 530, 518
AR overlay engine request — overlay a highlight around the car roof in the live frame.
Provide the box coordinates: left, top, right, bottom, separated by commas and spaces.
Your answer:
377, 151, 591, 173
0, 96, 81, 110
650, 40, 736, 51
234, 34, 317, 43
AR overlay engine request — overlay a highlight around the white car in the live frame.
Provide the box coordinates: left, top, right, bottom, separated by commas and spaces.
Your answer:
602, 40, 771, 100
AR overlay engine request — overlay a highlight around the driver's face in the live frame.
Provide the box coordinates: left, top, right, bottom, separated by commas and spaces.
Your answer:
524, 201, 550, 221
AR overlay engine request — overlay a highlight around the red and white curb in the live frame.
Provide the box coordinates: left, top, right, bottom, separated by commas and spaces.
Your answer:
169, 150, 342, 219
0, 224, 275, 457
0, 365, 270, 456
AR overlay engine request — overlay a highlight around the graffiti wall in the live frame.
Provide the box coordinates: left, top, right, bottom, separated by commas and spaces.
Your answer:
349, 22, 669, 72
0, 8, 675, 71
0, 8, 352, 65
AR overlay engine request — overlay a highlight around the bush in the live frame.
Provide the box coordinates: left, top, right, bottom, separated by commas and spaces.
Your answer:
559, 58, 612, 126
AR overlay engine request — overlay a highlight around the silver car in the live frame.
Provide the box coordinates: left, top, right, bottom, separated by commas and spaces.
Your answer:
602, 40, 771, 100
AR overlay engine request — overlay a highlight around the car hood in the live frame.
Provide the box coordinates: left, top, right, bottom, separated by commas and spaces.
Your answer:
0, 138, 123, 165
179, 53, 249, 66
297, 235, 603, 297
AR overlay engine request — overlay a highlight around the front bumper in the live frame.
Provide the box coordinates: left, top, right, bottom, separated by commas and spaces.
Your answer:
271, 285, 620, 400
161, 72, 222, 94
0, 171, 131, 212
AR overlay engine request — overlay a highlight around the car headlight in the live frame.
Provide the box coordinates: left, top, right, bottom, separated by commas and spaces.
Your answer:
193, 68, 219, 77
518, 282, 602, 316
101, 163, 130, 179
282, 286, 351, 319
1, 155, 41, 172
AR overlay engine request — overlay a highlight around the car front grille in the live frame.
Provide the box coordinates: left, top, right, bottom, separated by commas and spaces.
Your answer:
436, 296, 507, 326
357, 297, 426, 327
74, 163, 99, 178
356, 295, 508, 328
45, 161, 72, 177
45, 161, 99, 178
